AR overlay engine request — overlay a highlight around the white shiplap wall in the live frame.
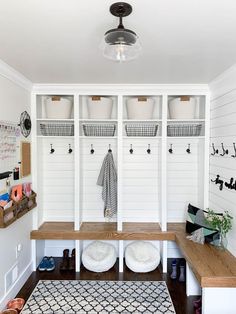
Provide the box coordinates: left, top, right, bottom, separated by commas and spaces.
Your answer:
79, 137, 160, 223
79, 138, 117, 222
210, 66, 236, 256
167, 138, 205, 222
40, 138, 75, 222
123, 138, 160, 222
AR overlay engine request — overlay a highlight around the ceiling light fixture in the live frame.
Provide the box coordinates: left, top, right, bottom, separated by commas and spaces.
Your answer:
101, 2, 141, 62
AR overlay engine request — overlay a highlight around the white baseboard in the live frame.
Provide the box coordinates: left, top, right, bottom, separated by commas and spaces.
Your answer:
0, 261, 33, 311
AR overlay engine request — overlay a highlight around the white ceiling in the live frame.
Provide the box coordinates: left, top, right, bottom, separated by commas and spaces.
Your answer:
0, 0, 236, 84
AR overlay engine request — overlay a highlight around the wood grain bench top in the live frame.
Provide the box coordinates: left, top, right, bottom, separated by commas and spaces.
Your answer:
31, 221, 236, 287
168, 223, 236, 288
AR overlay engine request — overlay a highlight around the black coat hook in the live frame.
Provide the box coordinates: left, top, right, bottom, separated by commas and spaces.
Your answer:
225, 177, 236, 190
50, 144, 55, 154
220, 143, 228, 156
68, 144, 73, 154
90, 144, 94, 154
211, 143, 218, 156
231, 143, 236, 158
108, 144, 112, 153
168, 144, 173, 154
147, 144, 151, 154
129, 144, 133, 154
186, 144, 191, 154
211, 174, 224, 190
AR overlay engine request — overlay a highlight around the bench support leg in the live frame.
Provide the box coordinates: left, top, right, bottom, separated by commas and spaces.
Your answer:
75, 240, 81, 272
161, 241, 168, 273
186, 263, 201, 296
119, 241, 124, 273
202, 287, 236, 314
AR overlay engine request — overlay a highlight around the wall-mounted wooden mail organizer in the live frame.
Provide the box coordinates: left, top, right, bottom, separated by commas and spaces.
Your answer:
0, 190, 37, 228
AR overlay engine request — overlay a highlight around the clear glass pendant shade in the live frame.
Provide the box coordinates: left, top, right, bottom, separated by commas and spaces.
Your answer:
101, 28, 142, 62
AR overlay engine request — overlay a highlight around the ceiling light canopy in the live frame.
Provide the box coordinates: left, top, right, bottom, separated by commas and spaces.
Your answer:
101, 2, 141, 62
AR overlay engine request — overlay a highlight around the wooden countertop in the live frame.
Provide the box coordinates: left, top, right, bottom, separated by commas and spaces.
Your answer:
30, 221, 236, 288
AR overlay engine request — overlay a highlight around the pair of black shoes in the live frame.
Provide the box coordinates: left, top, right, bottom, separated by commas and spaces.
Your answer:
60, 248, 75, 271
170, 259, 185, 282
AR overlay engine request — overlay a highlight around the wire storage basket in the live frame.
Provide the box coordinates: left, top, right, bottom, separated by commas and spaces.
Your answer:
40, 123, 74, 136
83, 124, 116, 136
167, 124, 202, 136
125, 124, 158, 137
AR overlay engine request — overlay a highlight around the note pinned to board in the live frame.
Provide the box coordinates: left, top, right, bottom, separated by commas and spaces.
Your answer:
21, 141, 31, 177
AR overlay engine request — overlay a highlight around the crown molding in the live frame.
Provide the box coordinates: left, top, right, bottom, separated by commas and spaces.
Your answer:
0, 59, 32, 91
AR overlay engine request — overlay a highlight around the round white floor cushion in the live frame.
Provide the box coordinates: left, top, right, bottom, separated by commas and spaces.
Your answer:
82, 241, 117, 272
125, 241, 160, 273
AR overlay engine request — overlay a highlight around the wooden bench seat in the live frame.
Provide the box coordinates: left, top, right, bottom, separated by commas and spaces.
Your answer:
31, 221, 236, 288
168, 223, 236, 288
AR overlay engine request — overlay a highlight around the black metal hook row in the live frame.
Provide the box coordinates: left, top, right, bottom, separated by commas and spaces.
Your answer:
90, 144, 112, 154
50, 144, 73, 154
211, 174, 236, 191
168, 144, 191, 154
210, 142, 236, 157
129, 144, 151, 154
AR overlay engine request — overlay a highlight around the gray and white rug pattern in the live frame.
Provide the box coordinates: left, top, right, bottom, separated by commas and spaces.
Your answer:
21, 280, 176, 313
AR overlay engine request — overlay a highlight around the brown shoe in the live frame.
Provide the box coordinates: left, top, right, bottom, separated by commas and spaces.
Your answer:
60, 249, 69, 271
69, 248, 75, 271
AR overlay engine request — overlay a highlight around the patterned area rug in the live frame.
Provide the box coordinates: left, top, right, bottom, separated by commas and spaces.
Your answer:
21, 280, 176, 314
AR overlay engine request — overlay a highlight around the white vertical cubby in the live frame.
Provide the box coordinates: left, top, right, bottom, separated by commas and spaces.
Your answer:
31, 86, 210, 271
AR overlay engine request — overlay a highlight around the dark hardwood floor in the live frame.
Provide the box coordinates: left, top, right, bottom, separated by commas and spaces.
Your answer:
16, 258, 199, 314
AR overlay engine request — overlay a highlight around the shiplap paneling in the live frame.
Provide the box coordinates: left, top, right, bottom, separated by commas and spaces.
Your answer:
210, 73, 236, 256
80, 138, 117, 222
40, 138, 75, 222
79, 137, 160, 223
122, 138, 160, 222
167, 139, 205, 222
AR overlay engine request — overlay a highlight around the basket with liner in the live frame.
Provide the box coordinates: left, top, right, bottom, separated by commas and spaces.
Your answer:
167, 124, 202, 137
87, 96, 113, 119
45, 96, 73, 119
40, 123, 74, 136
83, 124, 116, 136
125, 124, 158, 137
126, 96, 155, 119
168, 96, 196, 119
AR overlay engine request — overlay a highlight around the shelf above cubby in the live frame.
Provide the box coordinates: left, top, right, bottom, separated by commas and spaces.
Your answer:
37, 136, 75, 138
37, 119, 74, 122
79, 119, 118, 122
79, 136, 117, 139
167, 136, 205, 139
167, 119, 205, 123
123, 119, 162, 123
123, 136, 161, 139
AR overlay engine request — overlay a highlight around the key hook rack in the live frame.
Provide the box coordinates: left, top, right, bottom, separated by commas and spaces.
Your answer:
90, 144, 95, 154
211, 143, 218, 156
231, 142, 236, 158
50, 144, 55, 154
220, 143, 228, 156
168, 144, 173, 154
129, 144, 133, 154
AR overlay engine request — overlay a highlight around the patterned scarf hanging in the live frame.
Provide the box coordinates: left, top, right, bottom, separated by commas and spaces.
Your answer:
97, 152, 117, 218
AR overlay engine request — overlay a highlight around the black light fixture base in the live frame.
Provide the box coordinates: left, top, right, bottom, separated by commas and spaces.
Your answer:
110, 2, 132, 17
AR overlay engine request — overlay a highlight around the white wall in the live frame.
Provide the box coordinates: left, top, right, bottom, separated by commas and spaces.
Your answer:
209, 65, 236, 256
0, 71, 32, 309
